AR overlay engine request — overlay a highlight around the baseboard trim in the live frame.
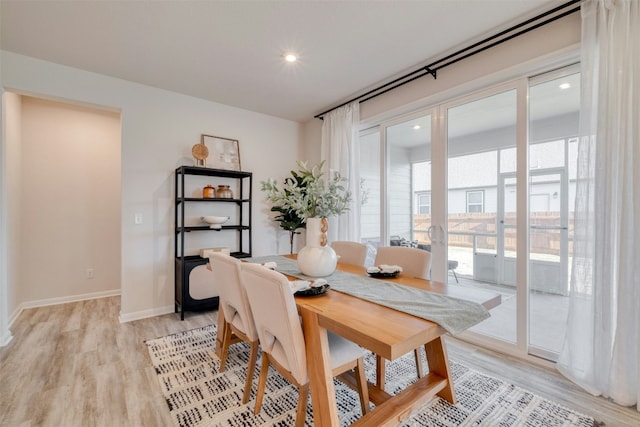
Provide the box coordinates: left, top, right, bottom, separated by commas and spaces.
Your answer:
119, 305, 175, 323
452, 331, 557, 370
0, 330, 13, 347
20, 289, 121, 310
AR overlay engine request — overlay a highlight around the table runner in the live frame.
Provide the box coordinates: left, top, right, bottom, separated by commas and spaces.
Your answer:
247, 255, 489, 335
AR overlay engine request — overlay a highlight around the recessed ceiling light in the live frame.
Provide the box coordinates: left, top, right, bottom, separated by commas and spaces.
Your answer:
559, 83, 571, 90
284, 53, 297, 63
413, 125, 421, 130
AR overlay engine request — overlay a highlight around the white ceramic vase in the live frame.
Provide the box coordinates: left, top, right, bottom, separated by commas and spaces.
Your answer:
297, 217, 337, 277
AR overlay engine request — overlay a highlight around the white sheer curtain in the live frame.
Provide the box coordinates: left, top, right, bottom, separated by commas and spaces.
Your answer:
321, 101, 360, 242
557, 0, 639, 409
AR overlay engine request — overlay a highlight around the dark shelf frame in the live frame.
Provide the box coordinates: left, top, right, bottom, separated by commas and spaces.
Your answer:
174, 165, 252, 320
176, 225, 251, 233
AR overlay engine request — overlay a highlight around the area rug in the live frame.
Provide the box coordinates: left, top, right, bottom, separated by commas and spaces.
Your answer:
145, 324, 596, 427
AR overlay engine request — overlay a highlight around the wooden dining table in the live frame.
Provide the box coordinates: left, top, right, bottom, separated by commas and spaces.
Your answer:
215, 258, 501, 426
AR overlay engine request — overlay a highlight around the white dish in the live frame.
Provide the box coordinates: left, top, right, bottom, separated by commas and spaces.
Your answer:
366, 264, 403, 275
289, 278, 327, 294
290, 280, 311, 293
201, 216, 230, 229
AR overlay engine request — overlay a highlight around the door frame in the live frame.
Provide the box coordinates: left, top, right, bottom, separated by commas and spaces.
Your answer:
528, 167, 569, 294
497, 172, 517, 286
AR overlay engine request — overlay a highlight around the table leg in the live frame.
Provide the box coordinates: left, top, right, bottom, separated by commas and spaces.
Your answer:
376, 355, 386, 390
300, 308, 340, 426
423, 337, 456, 404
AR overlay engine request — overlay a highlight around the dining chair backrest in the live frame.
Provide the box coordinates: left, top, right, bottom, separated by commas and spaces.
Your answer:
209, 253, 257, 342
241, 263, 308, 385
331, 241, 368, 266
374, 246, 431, 280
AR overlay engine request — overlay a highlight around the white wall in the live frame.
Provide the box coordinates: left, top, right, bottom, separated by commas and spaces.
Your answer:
19, 96, 121, 303
1, 51, 301, 324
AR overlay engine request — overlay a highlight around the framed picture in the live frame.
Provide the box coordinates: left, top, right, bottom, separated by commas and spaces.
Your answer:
201, 134, 241, 171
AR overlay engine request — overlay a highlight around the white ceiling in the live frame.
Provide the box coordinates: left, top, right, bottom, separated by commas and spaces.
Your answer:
1, 0, 555, 123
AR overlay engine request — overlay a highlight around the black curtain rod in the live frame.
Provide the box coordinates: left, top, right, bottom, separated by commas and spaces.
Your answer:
314, 0, 580, 119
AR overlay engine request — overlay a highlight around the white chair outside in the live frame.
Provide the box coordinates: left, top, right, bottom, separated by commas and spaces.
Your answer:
331, 241, 368, 266
209, 253, 259, 404
241, 263, 370, 427
372, 245, 433, 390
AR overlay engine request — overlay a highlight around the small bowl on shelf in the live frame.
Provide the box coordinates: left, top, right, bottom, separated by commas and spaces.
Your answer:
201, 216, 230, 229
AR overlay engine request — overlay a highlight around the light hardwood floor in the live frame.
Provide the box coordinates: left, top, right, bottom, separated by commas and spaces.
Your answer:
1, 296, 638, 426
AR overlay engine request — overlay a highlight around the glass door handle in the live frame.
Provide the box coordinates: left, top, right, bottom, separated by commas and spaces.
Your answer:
427, 225, 446, 244
439, 225, 446, 244
530, 225, 568, 230
427, 225, 436, 242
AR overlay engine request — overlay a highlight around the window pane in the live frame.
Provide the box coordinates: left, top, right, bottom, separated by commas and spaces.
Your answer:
467, 191, 483, 203
417, 193, 431, 214
359, 131, 381, 246
387, 114, 431, 246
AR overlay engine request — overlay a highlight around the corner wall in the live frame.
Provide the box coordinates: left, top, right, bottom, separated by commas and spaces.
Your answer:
1, 51, 301, 322
19, 96, 121, 303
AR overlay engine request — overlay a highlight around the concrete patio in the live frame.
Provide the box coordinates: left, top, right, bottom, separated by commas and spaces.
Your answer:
445, 246, 569, 357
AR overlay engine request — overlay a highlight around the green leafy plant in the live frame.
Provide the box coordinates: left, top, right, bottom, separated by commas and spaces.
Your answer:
261, 160, 352, 253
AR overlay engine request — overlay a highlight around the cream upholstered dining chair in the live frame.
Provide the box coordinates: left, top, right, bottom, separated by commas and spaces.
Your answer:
374, 245, 431, 280
241, 263, 370, 426
209, 253, 259, 405
372, 245, 432, 390
331, 241, 368, 266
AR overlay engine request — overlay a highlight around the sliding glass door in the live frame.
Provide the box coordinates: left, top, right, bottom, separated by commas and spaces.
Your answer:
359, 65, 580, 362
527, 67, 579, 359
445, 88, 519, 344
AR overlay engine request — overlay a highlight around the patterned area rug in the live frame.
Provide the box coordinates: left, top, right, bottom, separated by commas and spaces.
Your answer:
145, 324, 596, 427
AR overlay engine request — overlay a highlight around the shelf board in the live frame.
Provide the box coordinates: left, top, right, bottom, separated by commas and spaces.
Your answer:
176, 197, 250, 204
231, 252, 252, 258
177, 225, 250, 233
176, 165, 252, 179
176, 252, 251, 262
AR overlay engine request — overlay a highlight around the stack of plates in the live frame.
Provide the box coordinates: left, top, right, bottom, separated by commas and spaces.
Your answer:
290, 279, 330, 296
366, 265, 402, 278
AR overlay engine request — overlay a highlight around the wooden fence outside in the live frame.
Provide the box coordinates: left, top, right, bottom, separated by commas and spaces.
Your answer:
413, 212, 574, 255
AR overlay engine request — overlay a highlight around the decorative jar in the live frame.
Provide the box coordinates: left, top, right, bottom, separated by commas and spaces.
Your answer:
203, 185, 215, 198
215, 185, 233, 199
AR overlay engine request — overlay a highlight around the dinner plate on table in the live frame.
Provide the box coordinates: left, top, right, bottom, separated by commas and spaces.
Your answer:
295, 283, 330, 297
367, 271, 400, 279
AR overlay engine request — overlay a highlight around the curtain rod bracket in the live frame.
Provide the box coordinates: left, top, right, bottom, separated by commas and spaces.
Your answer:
425, 67, 437, 79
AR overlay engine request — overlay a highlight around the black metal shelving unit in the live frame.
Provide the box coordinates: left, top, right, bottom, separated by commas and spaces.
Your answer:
174, 166, 252, 319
